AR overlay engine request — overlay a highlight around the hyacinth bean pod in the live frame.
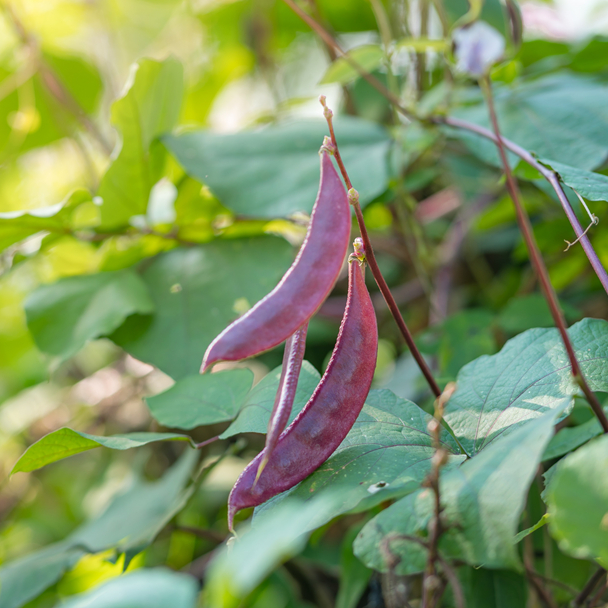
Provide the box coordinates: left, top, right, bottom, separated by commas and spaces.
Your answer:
256, 323, 309, 480
228, 257, 378, 530
201, 152, 350, 372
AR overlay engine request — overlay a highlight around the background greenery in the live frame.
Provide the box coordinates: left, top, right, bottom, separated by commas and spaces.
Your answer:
1, 0, 608, 606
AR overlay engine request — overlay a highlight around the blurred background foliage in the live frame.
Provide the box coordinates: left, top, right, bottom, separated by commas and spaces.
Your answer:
1, 0, 608, 606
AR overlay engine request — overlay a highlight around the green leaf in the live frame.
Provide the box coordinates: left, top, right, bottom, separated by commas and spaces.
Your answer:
444, 318, 608, 456
546, 434, 608, 565
543, 408, 608, 461
539, 159, 608, 202
70, 449, 197, 554
25, 269, 154, 361
98, 58, 184, 229
220, 361, 320, 438
320, 45, 384, 85
146, 369, 254, 430
55, 569, 198, 608
460, 568, 527, 608
111, 237, 293, 380
0, 451, 196, 607
354, 407, 564, 574
0, 544, 85, 608
255, 389, 465, 531
451, 75, 608, 170
206, 494, 342, 608
11, 428, 193, 474
163, 117, 391, 218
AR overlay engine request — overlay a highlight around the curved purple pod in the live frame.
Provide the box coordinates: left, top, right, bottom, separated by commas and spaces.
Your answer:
228, 259, 378, 530
256, 323, 309, 480
201, 152, 350, 372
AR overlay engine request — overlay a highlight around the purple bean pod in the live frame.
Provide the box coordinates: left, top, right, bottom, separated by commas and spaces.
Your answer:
256, 322, 309, 481
228, 257, 378, 530
201, 152, 351, 372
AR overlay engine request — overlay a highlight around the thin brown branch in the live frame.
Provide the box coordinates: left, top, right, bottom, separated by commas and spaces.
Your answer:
481, 78, 608, 434
320, 97, 441, 398
589, 575, 608, 607
575, 568, 607, 607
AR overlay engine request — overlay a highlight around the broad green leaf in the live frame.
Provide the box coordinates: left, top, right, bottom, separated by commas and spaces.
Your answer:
163, 117, 391, 218
70, 449, 197, 554
320, 45, 384, 85
451, 75, 608, 170
354, 407, 564, 574
546, 434, 608, 565
444, 318, 608, 456
539, 159, 608, 202
11, 428, 193, 474
255, 389, 465, 531
0, 451, 196, 607
98, 58, 184, 229
146, 369, 254, 430
543, 408, 608, 461
55, 569, 198, 608
460, 568, 527, 608
0, 544, 85, 608
25, 269, 154, 361
220, 361, 320, 438
111, 237, 293, 380
206, 494, 342, 608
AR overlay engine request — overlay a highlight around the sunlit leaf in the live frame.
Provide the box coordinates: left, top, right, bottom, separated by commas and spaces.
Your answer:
444, 318, 608, 456
11, 428, 193, 474
98, 58, 184, 229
